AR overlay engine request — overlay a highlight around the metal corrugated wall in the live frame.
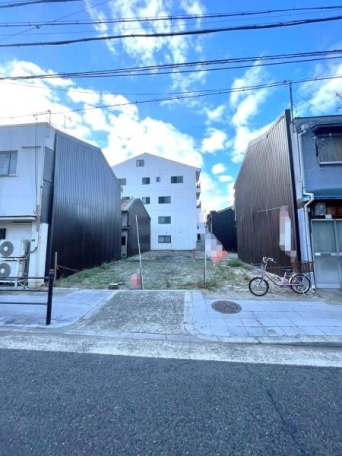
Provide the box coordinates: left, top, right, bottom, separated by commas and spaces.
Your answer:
235, 110, 298, 266
127, 200, 151, 257
47, 132, 121, 277
210, 209, 237, 252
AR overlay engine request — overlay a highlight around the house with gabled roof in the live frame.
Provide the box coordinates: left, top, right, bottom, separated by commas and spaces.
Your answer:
121, 198, 151, 258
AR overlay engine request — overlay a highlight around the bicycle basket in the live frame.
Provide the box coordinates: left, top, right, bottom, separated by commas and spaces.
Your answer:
292, 261, 314, 273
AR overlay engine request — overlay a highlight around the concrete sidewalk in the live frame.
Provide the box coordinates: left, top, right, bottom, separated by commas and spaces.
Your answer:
0, 287, 341, 346
185, 291, 342, 345
0, 288, 115, 329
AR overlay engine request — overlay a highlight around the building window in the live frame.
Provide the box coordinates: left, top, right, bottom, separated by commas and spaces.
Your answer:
142, 177, 150, 185
118, 178, 126, 186
158, 216, 171, 224
158, 196, 171, 204
136, 159, 145, 167
142, 197, 150, 204
316, 135, 342, 163
171, 176, 183, 184
158, 235, 171, 243
0, 151, 17, 176
156, 177, 161, 182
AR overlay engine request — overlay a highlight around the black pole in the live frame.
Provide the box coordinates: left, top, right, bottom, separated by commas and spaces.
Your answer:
46, 269, 54, 325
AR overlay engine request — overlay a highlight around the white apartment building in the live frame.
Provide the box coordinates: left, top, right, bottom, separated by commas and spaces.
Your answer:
113, 153, 202, 250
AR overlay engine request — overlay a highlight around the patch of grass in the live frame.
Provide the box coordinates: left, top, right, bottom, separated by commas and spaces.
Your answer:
56, 262, 121, 288
227, 259, 251, 270
55, 254, 253, 291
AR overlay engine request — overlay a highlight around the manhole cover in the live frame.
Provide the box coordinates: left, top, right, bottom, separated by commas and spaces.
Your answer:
211, 300, 242, 314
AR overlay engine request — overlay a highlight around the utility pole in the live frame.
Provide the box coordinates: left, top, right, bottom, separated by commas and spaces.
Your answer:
288, 81, 295, 132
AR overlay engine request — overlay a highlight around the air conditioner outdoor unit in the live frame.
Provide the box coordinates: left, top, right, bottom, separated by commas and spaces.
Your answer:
313, 202, 326, 217
0, 239, 29, 258
0, 260, 26, 280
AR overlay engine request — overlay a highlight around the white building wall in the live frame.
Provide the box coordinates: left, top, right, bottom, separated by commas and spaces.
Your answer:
113, 153, 200, 250
0, 124, 55, 286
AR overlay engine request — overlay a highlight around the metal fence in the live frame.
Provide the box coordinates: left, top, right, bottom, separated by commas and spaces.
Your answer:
0, 269, 55, 325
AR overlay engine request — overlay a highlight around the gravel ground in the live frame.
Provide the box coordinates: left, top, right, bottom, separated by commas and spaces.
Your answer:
56, 250, 319, 301
80, 290, 187, 334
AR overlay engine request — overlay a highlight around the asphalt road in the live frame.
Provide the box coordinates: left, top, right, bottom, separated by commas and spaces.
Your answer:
0, 349, 341, 456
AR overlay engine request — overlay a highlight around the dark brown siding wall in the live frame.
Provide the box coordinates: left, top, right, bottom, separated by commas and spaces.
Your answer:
209, 208, 237, 252
235, 110, 298, 266
127, 200, 151, 257
47, 132, 121, 277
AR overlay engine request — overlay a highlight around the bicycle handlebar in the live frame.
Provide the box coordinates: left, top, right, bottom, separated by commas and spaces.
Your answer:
262, 257, 277, 264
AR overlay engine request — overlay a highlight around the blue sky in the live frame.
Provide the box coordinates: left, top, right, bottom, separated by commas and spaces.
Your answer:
0, 0, 342, 214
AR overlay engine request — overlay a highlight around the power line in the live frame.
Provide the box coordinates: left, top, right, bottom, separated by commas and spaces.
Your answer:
1, 15, 342, 47
0, 0, 110, 43
1, 49, 342, 81
1, 5, 342, 24
0, 0, 81, 8
1, 73, 341, 120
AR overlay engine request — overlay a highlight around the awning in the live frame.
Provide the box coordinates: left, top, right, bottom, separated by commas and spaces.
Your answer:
0, 216, 36, 222
311, 189, 342, 200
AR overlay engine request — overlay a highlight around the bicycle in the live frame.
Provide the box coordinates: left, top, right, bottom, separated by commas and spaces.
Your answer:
248, 257, 311, 296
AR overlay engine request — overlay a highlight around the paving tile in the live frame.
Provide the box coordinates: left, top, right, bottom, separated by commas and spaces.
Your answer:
271, 319, 296, 327
210, 326, 230, 336
253, 318, 276, 327
239, 311, 256, 319
225, 318, 244, 327
299, 326, 326, 336
245, 327, 267, 337
193, 316, 210, 326
196, 326, 213, 335
280, 326, 305, 336
240, 318, 261, 327
207, 318, 227, 327
193, 309, 209, 317
228, 326, 249, 336
263, 327, 286, 336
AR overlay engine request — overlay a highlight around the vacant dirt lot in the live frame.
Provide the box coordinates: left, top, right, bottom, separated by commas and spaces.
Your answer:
56, 250, 318, 300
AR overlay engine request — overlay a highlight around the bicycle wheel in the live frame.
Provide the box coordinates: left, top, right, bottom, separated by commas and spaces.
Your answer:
290, 274, 311, 294
248, 277, 269, 296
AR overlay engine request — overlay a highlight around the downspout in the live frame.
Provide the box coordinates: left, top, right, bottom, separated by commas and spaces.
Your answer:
297, 126, 315, 288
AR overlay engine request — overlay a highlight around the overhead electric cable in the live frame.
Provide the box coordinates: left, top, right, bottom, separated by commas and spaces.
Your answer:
0, 0, 110, 42
0, 0, 81, 8
0, 15, 342, 47
1, 49, 341, 81
1, 73, 341, 120
1, 5, 342, 22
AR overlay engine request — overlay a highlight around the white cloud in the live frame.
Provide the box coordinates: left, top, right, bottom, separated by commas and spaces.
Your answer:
200, 172, 234, 213
68, 88, 100, 105
211, 163, 226, 174
230, 64, 266, 109
103, 114, 203, 168
201, 128, 227, 153
1, 58, 234, 214
230, 123, 272, 163
86, 0, 206, 90
101, 93, 139, 119
0, 58, 203, 170
231, 88, 269, 128
219, 175, 233, 182
203, 104, 226, 124
228, 64, 273, 162
296, 62, 342, 116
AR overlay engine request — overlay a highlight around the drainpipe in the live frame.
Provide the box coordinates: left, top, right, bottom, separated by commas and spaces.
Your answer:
297, 126, 315, 288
